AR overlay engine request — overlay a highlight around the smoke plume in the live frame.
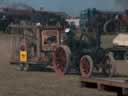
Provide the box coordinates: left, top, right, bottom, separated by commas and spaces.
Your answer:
115, 0, 128, 10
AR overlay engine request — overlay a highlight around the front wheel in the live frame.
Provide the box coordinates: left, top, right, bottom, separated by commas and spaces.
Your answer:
80, 55, 93, 79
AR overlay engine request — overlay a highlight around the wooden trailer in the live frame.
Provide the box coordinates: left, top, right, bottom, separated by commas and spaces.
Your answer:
9, 24, 64, 71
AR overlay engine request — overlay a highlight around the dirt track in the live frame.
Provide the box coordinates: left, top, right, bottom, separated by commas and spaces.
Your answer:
0, 33, 116, 96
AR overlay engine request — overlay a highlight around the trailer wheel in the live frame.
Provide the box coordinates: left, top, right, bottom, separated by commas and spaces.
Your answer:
23, 64, 30, 71
80, 55, 93, 79
52, 45, 71, 75
124, 51, 128, 62
103, 52, 116, 77
16, 63, 24, 71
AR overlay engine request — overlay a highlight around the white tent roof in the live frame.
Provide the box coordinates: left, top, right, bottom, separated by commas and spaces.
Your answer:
113, 33, 128, 46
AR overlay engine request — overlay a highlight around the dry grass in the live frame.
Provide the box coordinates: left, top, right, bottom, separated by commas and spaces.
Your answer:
0, 33, 116, 96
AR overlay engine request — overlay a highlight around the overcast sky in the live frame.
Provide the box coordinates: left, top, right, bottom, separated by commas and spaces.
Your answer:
0, 0, 127, 16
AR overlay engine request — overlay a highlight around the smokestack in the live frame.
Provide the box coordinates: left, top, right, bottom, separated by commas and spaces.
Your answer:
40, 7, 44, 11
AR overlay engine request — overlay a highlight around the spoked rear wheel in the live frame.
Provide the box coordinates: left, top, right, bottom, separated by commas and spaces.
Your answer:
80, 55, 93, 79
52, 45, 71, 75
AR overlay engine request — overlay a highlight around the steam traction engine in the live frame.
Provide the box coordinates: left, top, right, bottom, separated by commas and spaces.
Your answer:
53, 9, 128, 78
52, 27, 114, 78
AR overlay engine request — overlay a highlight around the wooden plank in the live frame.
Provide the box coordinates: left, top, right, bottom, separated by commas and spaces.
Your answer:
82, 77, 128, 88
81, 78, 128, 96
